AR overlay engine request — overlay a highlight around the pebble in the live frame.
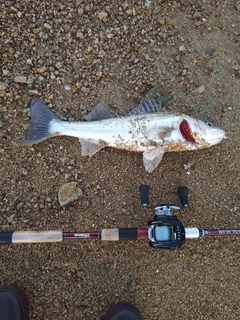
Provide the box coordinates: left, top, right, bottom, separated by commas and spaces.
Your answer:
193, 11, 202, 19
76, 30, 84, 38
184, 161, 195, 170
58, 182, 83, 207
98, 12, 108, 21
41, 32, 48, 40
29, 89, 40, 95
0, 83, 7, 90
179, 45, 186, 53
55, 62, 63, 69
15, 76, 27, 83
17, 203, 24, 211
44, 23, 52, 30
7, 214, 15, 223
194, 85, 205, 94
3, 70, 10, 76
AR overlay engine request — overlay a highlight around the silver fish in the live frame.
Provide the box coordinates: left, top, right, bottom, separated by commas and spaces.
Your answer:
22, 99, 227, 172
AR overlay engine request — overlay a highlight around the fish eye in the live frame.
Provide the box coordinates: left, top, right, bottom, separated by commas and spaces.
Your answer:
206, 122, 212, 127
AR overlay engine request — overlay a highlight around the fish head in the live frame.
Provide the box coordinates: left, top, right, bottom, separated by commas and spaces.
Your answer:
178, 116, 226, 148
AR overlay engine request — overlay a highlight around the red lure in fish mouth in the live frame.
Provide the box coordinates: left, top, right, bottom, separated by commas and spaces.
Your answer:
179, 120, 196, 143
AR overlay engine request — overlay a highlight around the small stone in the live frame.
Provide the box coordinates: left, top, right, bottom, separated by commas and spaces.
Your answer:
126, 9, 133, 15
44, 23, 52, 30
193, 11, 202, 19
194, 85, 205, 94
7, 214, 15, 223
64, 85, 71, 91
41, 32, 48, 40
236, 2, 240, 11
20, 168, 28, 176
76, 30, 84, 38
29, 89, 40, 95
179, 45, 186, 53
55, 62, 63, 69
98, 12, 108, 21
78, 8, 84, 15
205, 47, 215, 55
3, 70, 10, 76
106, 33, 114, 39
169, 20, 175, 27
17, 11, 22, 18
184, 161, 195, 170
80, 105, 87, 111
17, 203, 24, 211
27, 75, 34, 84
96, 71, 102, 78
58, 182, 83, 207
159, 19, 165, 25
81, 86, 89, 93
0, 83, 7, 90
0, 121, 3, 128
15, 76, 27, 83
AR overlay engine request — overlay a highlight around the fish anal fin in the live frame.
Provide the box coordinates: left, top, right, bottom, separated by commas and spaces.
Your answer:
79, 138, 104, 156
143, 147, 164, 173
86, 102, 118, 121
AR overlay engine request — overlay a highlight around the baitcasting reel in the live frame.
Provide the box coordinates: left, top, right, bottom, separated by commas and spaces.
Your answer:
140, 184, 189, 250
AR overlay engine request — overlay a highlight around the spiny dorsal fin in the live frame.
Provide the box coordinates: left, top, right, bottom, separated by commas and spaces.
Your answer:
86, 102, 118, 121
127, 99, 163, 116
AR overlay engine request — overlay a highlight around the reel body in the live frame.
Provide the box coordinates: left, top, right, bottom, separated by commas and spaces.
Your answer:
140, 185, 188, 250
148, 215, 186, 250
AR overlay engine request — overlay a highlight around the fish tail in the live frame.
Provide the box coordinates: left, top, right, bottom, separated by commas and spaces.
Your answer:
21, 99, 59, 145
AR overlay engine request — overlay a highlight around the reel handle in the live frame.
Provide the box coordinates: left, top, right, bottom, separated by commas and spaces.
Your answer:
139, 184, 150, 207
178, 186, 189, 208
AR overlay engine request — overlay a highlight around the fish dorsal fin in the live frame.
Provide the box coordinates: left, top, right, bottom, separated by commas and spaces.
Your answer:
143, 147, 165, 173
86, 102, 118, 121
127, 99, 163, 116
79, 138, 104, 156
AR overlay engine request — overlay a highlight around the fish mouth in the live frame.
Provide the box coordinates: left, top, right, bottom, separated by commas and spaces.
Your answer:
207, 134, 227, 145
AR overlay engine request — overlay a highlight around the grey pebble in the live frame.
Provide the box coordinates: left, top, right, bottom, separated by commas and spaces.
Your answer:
0, 83, 7, 90
7, 214, 15, 223
15, 76, 27, 83
58, 182, 83, 207
194, 85, 205, 94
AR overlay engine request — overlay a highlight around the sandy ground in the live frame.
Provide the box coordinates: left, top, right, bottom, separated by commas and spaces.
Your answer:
1, 1, 240, 319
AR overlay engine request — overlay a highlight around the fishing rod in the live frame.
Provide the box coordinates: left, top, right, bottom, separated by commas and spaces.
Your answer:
0, 185, 239, 250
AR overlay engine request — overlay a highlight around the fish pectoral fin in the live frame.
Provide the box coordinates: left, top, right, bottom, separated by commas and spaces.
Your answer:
143, 147, 164, 173
85, 102, 118, 121
79, 138, 104, 156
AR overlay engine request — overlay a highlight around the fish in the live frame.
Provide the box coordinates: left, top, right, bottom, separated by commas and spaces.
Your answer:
22, 98, 227, 173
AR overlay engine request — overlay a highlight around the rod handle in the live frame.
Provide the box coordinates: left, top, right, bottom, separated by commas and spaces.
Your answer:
178, 186, 189, 208
139, 184, 150, 207
0, 231, 63, 244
